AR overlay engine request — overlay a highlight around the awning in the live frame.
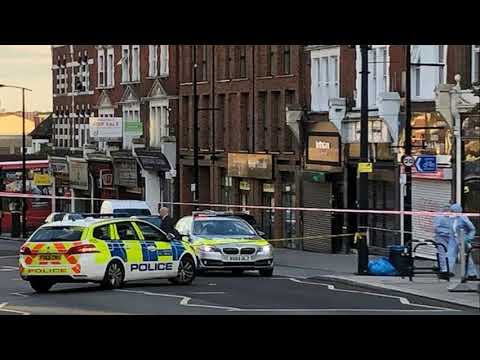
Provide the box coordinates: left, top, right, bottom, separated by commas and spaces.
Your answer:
136, 150, 171, 172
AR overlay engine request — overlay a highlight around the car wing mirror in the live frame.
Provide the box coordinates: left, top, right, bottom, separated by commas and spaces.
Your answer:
167, 233, 176, 242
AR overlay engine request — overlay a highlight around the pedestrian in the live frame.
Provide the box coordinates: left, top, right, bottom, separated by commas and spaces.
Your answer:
448, 203, 479, 280
433, 205, 453, 280
158, 207, 180, 239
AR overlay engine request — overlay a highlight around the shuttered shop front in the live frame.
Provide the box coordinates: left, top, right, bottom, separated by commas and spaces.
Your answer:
302, 179, 332, 253
412, 178, 452, 259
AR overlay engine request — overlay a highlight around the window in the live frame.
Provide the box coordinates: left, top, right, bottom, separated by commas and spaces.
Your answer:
122, 45, 130, 82
410, 112, 452, 156
258, 91, 267, 150
160, 45, 169, 76
239, 45, 247, 78
106, 48, 114, 87
312, 49, 339, 111
98, 49, 105, 87
473, 45, 480, 84
30, 227, 85, 242
201, 45, 208, 81
132, 45, 140, 81
372, 50, 377, 102
382, 48, 388, 92
283, 45, 291, 74
438, 45, 446, 84
136, 222, 167, 241
415, 66, 421, 97
115, 222, 139, 240
225, 46, 231, 79
150, 101, 169, 147
149, 45, 158, 77
93, 225, 111, 241
267, 45, 275, 76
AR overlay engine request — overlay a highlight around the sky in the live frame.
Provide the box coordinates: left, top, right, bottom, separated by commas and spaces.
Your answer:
0, 45, 52, 112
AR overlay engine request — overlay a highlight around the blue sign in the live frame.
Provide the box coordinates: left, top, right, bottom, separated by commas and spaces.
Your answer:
415, 156, 437, 173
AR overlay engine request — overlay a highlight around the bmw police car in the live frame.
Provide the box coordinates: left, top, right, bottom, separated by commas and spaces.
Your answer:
175, 211, 274, 276
19, 218, 197, 293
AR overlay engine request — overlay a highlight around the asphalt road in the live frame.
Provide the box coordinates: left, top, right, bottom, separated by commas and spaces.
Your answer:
0, 239, 477, 315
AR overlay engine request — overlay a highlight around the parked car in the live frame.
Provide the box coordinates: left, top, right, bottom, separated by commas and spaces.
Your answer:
100, 200, 152, 217
44, 212, 84, 224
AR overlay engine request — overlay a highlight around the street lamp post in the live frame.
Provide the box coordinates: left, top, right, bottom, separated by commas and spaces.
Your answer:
0, 84, 33, 239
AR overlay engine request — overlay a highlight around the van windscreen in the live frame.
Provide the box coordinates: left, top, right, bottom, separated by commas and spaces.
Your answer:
113, 209, 151, 216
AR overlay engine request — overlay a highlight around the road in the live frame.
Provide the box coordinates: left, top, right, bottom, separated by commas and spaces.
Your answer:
0, 239, 477, 315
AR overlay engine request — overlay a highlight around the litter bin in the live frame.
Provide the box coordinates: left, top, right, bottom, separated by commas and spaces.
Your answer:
389, 245, 410, 276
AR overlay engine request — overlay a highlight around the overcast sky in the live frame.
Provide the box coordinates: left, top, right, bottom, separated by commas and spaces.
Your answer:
0, 45, 52, 112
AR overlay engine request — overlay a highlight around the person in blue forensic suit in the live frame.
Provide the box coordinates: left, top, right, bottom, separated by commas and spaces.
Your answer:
433, 205, 453, 280
449, 203, 479, 280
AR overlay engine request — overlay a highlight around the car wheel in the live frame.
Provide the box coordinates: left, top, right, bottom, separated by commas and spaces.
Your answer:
30, 279, 54, 293
169, 256, 196, 285
259, 268, 274, 277
101, 261, 125, 290
232, 269, 244, 276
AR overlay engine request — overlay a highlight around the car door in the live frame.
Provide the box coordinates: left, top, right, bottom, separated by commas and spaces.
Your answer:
91, 223, 118, 279
112, 221, 144, 281
133, 221, 176, 278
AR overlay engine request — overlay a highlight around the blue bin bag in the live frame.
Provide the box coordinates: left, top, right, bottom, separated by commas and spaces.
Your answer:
368, 257, 399, 276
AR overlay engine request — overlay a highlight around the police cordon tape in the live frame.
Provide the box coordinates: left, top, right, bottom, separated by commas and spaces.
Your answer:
1, 191, 479, 218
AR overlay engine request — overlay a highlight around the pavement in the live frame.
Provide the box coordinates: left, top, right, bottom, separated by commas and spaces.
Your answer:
274, 248, 480, 309
0, 236, 478, 315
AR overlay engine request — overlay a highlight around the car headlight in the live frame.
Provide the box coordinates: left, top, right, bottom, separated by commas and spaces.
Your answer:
260, 244, 273, 254
199, 245, 220, 253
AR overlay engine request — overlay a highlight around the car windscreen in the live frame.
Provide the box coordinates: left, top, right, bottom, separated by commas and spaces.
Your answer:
139, 217, 162, 227
68, 214, 84, 220
29, 226, 85, 242
192, 219, 257, 237
113, 209, 151, 216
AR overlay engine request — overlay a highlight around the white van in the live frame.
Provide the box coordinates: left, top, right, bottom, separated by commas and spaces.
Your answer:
100, 200, 152, 217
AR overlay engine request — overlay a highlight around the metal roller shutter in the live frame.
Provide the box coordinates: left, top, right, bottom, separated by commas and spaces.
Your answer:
302, 181, 332, 253
412, 179, 452, 259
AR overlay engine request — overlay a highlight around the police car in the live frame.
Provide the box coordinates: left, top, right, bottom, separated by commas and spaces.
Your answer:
19, 218, 197, 293
175, 211, 274, 276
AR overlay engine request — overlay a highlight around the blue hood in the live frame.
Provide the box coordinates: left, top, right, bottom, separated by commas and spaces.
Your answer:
451, 203, 463, 213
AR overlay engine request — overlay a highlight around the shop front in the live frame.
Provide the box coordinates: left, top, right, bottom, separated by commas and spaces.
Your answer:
49, 157, 71, 212
136, 149, 172, 215
302, 122, 343, 253
68, 158, 90, 213
87, 153, 115, 213
111, 151, 143, 201
462, 113, 480, 230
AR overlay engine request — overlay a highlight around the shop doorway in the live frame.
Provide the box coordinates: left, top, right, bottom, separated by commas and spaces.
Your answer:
261, 192, 275, 239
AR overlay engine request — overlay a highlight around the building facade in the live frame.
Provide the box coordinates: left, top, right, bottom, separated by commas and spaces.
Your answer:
177, 45, 307, 241
50, 45, 179, 214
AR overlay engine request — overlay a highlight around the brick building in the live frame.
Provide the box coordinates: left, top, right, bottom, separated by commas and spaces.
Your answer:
50, 45, 179, 214
177, 45, 307, 240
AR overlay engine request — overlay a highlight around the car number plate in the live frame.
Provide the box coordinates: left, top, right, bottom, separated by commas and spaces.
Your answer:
39, 254, 61, 261
227, 256, 251, 261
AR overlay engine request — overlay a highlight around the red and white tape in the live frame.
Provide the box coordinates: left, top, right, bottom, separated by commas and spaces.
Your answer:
1, 191, 479, 217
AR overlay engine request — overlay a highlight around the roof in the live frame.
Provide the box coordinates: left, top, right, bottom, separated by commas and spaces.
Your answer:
29, 114, 53, 139
0, 113, 35, 136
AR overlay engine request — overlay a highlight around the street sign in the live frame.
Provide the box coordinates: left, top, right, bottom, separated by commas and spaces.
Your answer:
402, 155, 415, 167
358, 162, 373, 173
415, 156, 437, 173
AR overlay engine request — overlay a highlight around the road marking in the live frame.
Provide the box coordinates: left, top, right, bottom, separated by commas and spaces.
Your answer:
9, 292, 29, 298
208, 283, 217, 286
234, 308, 453, 313
116, 289, 240, 311
10, 278, 22, 281
274, 277, 456, 312
0, 266, 18, 272
0, 255, 19, 259
0, 302, 31, 315
191, 292, 225, 295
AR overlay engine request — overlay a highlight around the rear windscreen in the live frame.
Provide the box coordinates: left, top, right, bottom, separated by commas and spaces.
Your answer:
113, 209, 151, 216
29, 227, 85, 242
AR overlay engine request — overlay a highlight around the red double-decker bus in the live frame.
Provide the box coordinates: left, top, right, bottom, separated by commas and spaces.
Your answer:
0, 160, 51, 234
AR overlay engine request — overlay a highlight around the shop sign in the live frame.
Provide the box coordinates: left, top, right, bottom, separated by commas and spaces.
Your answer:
69, 160, 89, 190
125, 120, 143, 136
100, 170, 113, 188
49, 159, 69, 174
33, 173, 51, 186
227, 153, 273, 180
358, 162, 373, 173
239, 181, 250, 191
114, 158, 138, 188
136, 150, 171, 172
89, 117, 123, 140
263, 184, 275, 193
307, 133, 341, 166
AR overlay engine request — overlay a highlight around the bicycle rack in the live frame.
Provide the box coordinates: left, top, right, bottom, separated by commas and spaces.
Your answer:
406, 240, 450, 282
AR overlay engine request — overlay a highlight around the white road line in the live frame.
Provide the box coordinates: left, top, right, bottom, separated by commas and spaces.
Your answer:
115, 289, 240, 311
0, 266, 18, 272
9, 292, 29, 298
0, 255, 19, 259
10, 278, 22, 281
0, 302, 31, 315
277, 277, 456, 312
234, 308, 452, 313
191, 292, 225, 295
